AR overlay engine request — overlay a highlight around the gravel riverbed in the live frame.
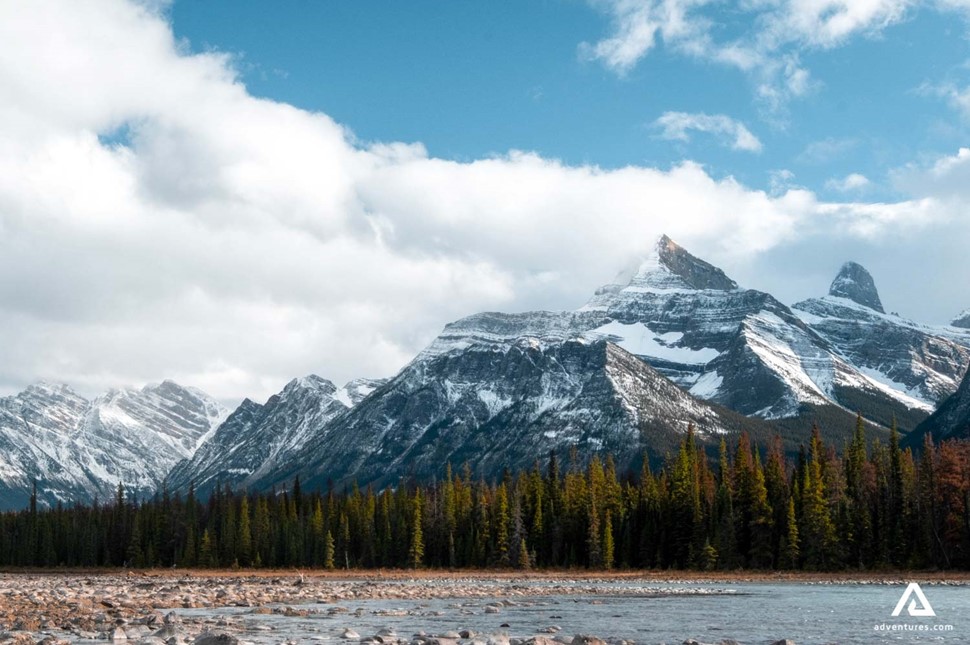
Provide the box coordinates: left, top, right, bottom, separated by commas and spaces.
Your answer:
0, 572, 780, 645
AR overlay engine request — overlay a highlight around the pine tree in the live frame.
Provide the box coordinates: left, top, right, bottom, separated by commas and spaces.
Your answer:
323, 530, 336, 570
602, 509, 615, 570
237, 496, 252, 567
408, 492, 425, 569
783, 497, 800, 568
587, 497, 602, 569
517, 538, 531, 570
494, 484, 510, 566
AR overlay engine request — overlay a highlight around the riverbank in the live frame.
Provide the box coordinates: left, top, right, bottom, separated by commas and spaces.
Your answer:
0, 570, 965, 643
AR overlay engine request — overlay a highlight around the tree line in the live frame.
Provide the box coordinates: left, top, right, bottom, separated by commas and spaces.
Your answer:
1, 418, 968, 571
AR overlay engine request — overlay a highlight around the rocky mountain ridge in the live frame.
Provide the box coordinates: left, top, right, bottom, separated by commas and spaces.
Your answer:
0, 380, 227, 509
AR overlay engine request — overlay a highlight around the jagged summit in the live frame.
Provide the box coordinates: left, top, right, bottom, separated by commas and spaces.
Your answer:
285, 374, 338, 395
828, 261, 884, 313
952, 309, 970, 329
585, 235, 738, 310
655, 235, 739, 291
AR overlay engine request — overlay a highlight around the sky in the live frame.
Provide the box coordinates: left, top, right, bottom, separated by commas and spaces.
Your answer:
2, 0, 970, 404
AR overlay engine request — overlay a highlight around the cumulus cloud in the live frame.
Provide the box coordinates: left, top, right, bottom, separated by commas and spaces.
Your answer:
653, 111, 763, 152
0, 0, 965, 403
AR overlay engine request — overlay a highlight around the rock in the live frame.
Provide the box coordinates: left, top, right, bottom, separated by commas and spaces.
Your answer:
524, 638, 559, 645
538, 627, 561, 634
152, 625, 185, 640
342, 630, 361, 640
459, 631, 475, 639
484, 606, 500, 614
769, 641, 797, 645
111, 626, 129, 641
192, 632, 240, 645
4, 635, 36, 645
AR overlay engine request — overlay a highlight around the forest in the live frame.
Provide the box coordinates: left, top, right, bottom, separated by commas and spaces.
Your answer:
1, 418, 968, 571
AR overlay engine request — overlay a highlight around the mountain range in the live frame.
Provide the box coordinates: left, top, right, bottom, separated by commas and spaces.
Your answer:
3, 235, 969, 508
0, 381, 227, 509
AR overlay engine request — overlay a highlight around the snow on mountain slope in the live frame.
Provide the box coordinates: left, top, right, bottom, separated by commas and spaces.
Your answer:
907, 362, 970, 446
258, 339, 755, 493
0, 381, 227, 509
952, 308, 970, 329
420, 235, 921, 423
166, 374, 386, 498
793, 263, 970, 418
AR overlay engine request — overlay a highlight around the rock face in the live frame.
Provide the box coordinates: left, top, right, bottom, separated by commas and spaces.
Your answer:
257, 339, 762, 492
907, 363, 970, 445
166, 375, 387, 498
0, 381, 227, 510
793, 265, 970, 428
952, 309, 970, 329
828, 261, 885, 313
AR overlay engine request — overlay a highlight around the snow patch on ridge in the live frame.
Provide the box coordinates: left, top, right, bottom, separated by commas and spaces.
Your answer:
587, 321, 719, 365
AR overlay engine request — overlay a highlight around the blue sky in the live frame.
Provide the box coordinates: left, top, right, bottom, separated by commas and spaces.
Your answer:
3, 0, 970, 400
170, 1, 970, 200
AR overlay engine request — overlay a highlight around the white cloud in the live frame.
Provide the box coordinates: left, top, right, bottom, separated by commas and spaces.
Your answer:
578, 0, 715, 75
582, 0, 931, 109
797, 137, 860, 164
0, 0, 965, 403
826, 173, 872, 192
919, 81, 970, 119
654, 111, 763, 152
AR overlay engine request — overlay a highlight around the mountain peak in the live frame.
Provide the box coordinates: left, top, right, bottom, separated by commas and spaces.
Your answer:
828, 261, 884, 313
284, 374, 338, 396
653, 235, 738, 291
585, 235, 738, 309
952, 309, 970, 329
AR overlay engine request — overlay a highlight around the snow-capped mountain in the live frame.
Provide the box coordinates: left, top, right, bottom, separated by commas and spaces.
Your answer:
165, 375, 387, 498
256, 339, 765, 493
0, 381, 227, 510
416, 235, 934, 425
952, 309, 970, 329
7, 234, 970, 509
906, 363, 970, 446
793, 263, 970, 428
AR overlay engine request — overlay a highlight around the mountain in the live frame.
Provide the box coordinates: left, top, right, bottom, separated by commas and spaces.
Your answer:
245, 235, 965, 495
574, 235, 940, 425
255, 339, 769, 492
252, 236, 913, 492
952, 309, 970, 329
0, 380, 227, 509
907, 363, 970, 446
793, 263, 970, 428
166, 375, 388, 498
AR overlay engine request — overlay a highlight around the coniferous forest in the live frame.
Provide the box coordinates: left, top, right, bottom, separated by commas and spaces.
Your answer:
1, 419, 969, 572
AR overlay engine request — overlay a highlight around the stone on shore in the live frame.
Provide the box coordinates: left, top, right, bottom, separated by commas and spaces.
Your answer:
192, 631, 240, 645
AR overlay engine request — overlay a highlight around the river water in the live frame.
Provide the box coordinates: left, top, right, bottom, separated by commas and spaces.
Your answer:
179, 580, 970, 645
